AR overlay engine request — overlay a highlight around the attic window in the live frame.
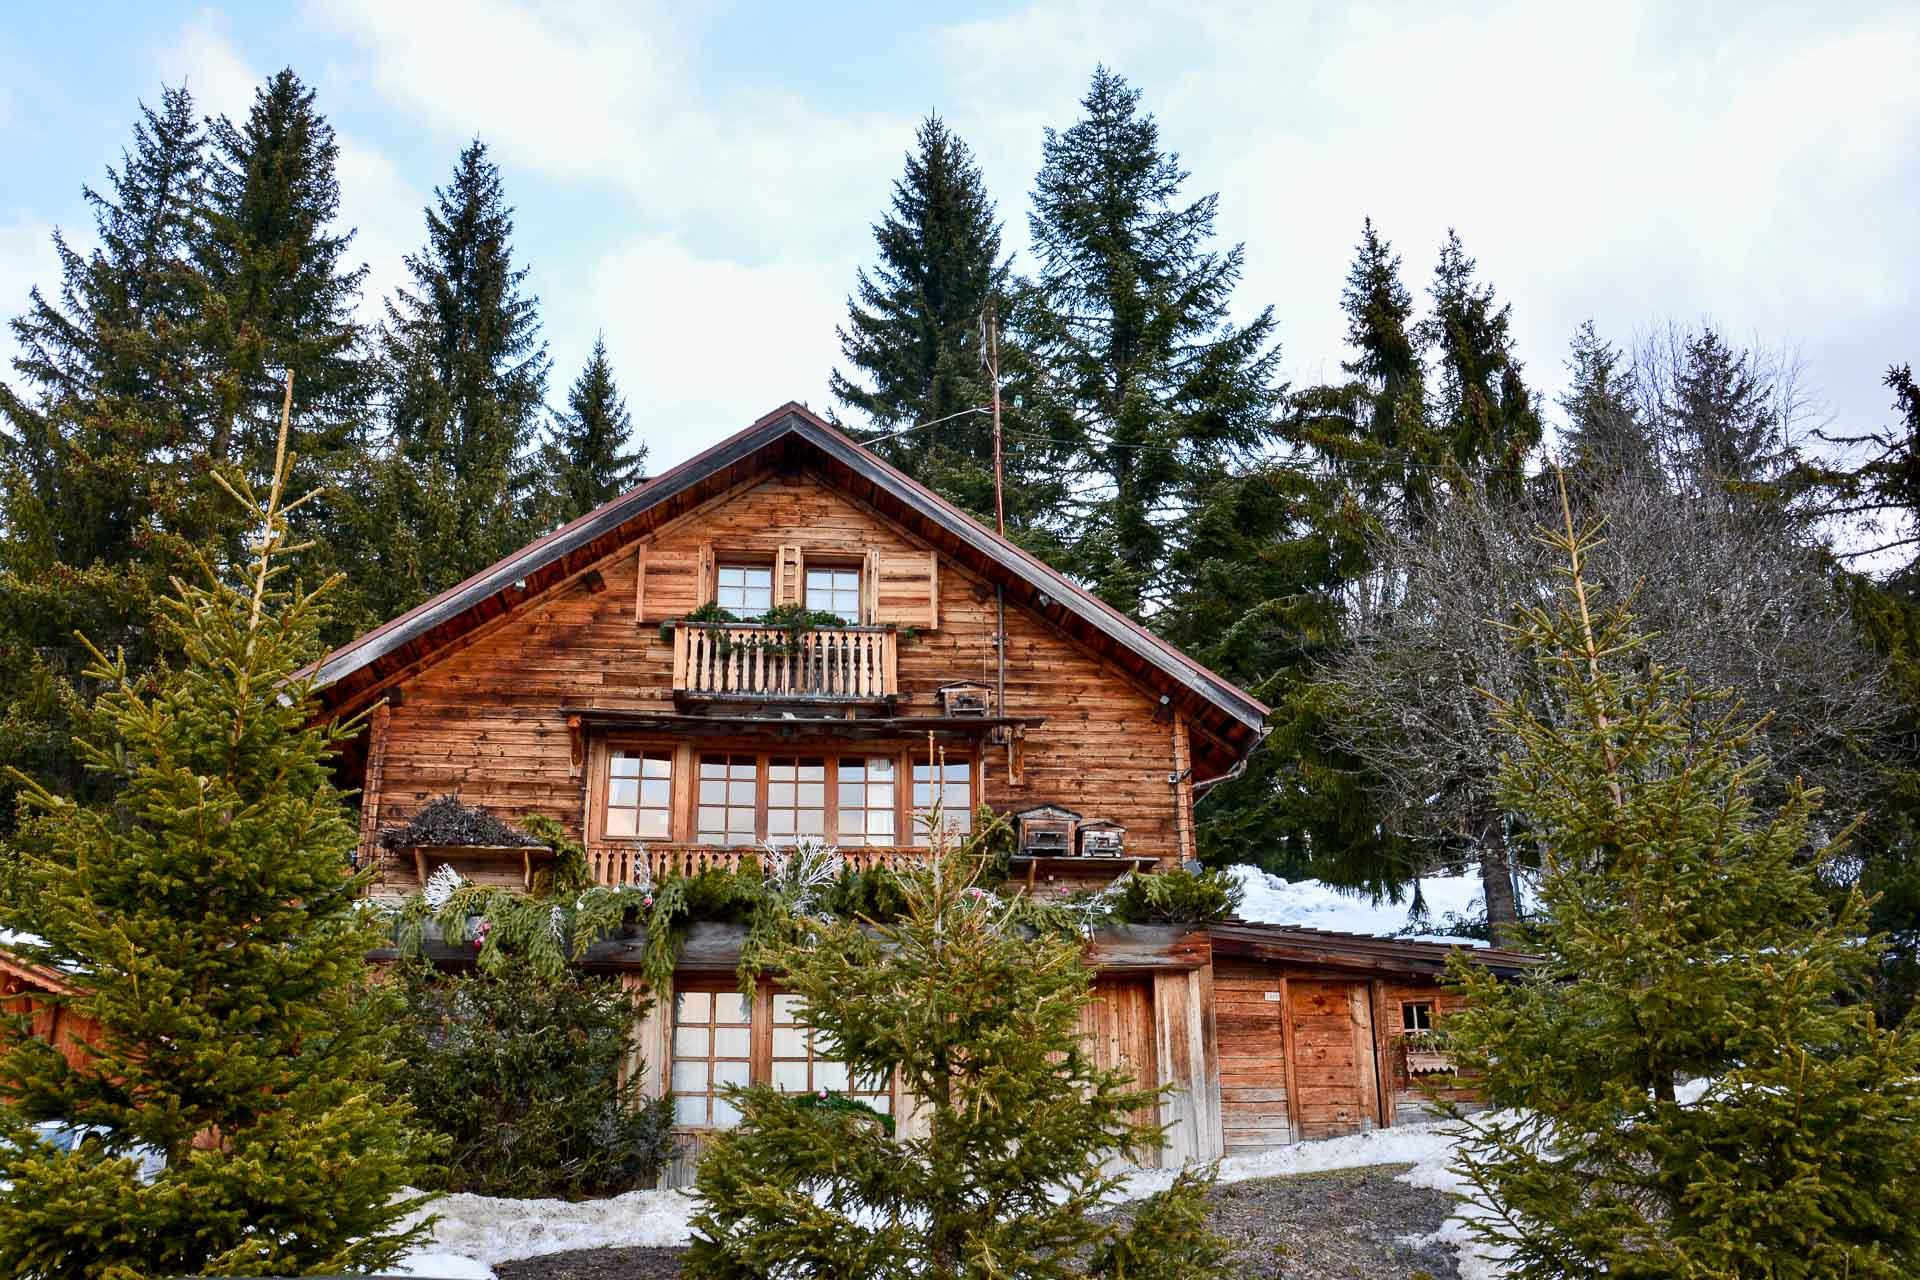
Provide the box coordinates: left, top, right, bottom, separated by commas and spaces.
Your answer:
804, 566, 862, 624
716, 563, 773, 614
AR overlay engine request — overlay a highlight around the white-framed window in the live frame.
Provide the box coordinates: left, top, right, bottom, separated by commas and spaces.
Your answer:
765, 757, 827, 844
697, 754, 759, 846
805, 566, 862, 624
769, 993, 891, 1115
911, 759, 973, 845
836, 756, 897, 846
1401, 1001, 1434, 1032
670, 989, 753, 1128
716, 562, 774, 615
605, 749, 672, 839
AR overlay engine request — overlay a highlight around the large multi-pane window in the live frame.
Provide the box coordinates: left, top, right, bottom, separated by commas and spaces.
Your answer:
669, 986, 894, 1131
912, 759, 974, 844
601, 747, 968, 849
805, 566, 862, 624
835, 757, 896, 846
697, 755, 759, 845
604, 750, 672, 838
715, 563, 773, 615
765, 757, 827, 842
670, 989, 753, 1127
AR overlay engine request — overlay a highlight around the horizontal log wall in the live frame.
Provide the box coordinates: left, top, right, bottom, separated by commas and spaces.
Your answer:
361, 469, 1188, 891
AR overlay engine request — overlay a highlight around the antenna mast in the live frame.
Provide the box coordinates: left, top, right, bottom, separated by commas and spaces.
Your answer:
985, 298, 1005, 538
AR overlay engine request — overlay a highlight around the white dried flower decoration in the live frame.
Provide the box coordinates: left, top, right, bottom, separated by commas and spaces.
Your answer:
760, 837, 844, 916
422, 863, 467, 910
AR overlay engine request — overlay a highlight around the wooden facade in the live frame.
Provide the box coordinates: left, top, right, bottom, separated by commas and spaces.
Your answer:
298, 403, 1530, 1183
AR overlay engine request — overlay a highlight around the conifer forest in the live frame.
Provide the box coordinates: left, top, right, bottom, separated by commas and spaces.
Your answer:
1, 40, 1918, 1280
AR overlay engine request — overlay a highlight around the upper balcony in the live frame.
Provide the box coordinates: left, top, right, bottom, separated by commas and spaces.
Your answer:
669, 623, 899, 707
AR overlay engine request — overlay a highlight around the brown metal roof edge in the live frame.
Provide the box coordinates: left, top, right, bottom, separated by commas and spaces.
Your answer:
302, 402, 1271, 744
0, 946, 80, 995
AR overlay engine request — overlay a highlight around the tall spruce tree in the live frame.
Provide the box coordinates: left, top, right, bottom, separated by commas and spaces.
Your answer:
1657, 325, 1796, 501
685, 826, 1227, 1278
0, 410, 434, 1277
1176, 222, 1429, 895
0, 85, 212, 829
1021, 66, 1283, 614
535, 334, 645, 525
1420, 229, 1541, 500
1443, 485, 1920, 1277
352, 139, 550, 622
196, 67, 371, 601
831, 116, 1063, 533
1557, 318, 1656, 486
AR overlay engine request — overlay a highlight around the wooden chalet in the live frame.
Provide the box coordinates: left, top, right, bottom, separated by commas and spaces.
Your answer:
298, 401, 1530, 1179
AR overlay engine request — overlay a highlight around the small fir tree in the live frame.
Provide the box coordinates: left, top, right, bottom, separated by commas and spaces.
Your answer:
0, 392, 435, 1277
536, 334, 646, 523
684, 818, 1228, 1279
1441, 479, 1920, 1278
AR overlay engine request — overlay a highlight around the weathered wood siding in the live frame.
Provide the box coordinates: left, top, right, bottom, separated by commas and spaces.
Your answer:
1379, 981, 1480, 1124
359, 469, 1188, 890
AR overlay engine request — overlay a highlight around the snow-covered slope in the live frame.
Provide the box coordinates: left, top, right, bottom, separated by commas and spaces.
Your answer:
1226, 864, 1489, 944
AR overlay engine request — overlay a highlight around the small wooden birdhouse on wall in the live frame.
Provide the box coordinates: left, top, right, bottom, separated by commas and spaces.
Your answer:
1077, 818, 1127, 858
937, 680, 993, 717
1013, 804, 1080, 856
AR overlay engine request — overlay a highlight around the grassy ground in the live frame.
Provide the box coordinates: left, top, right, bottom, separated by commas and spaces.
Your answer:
494, 1163, 1462, 1279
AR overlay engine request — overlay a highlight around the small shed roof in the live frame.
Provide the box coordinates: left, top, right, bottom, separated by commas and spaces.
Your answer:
1209, 921, 1542, 980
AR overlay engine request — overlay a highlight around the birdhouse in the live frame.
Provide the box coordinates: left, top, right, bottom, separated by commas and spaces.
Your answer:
1077, 819, 1127, 858
937, 681, 993, 717
1013, 804, 1080, 856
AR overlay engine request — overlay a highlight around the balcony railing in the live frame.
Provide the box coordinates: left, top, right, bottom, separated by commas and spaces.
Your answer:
588, 842, 929, 886
670, 623, 899, 703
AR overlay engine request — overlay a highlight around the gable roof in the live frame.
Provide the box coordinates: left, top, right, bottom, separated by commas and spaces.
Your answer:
1209, 922, 1541, 980
308, 403, 1270, 768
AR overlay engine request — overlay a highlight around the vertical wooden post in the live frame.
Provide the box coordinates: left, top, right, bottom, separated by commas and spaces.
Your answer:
1369, 978, 1398, 1129
1277, 974, 1302, 1141
356, 701, 392, 876
1171, 712, 1196, 864
1350, 984, 1381, 1129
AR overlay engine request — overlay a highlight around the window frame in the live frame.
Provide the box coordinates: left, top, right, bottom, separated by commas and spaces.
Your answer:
665, 977, 899, 1133
803, 564, 864, 625
592, 740, 974, 852
714, 560, 775, 617
603, 748, 674, 840
1400, 1000, 1435, 1033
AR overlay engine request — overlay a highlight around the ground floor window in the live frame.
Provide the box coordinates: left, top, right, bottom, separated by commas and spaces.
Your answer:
668, 980, 896, 1131
911, 758, 974, 844
670, 989, 753, 1127
1400, 1000, 1434, 1032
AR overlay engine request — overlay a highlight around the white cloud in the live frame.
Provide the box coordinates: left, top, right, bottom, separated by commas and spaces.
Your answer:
162, 7, 260, 122
333, 135, 427, 326
309, 0, 914, 255
582, 235, 845, 464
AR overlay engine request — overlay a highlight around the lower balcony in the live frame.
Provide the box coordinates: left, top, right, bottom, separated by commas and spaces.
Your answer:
587, 842, 930, 886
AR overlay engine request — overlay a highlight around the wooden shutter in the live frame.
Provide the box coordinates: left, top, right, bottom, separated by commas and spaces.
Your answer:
697, 542, 716, 606
633, 543, 701, 622
872, 550, 939, 629
776, 545, 805, 607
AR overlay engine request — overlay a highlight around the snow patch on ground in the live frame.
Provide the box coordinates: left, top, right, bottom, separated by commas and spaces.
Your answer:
394, 1186, 699, 1267
392, 1120, 1515, 1277
384, 1249, 499, 1279
1227, 864, 1491, 944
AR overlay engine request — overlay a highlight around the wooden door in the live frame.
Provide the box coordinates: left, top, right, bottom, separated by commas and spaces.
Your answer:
1079, 976, 1158, 1140
1214, 962, 1292, 1153
1288, 979, 1379, 1140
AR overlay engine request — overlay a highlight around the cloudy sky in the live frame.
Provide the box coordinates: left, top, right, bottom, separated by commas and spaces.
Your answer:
2, 2, 1915, 471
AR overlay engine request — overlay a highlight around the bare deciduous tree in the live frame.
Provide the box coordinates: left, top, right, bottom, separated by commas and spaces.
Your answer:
1323, 472, 1888, 937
